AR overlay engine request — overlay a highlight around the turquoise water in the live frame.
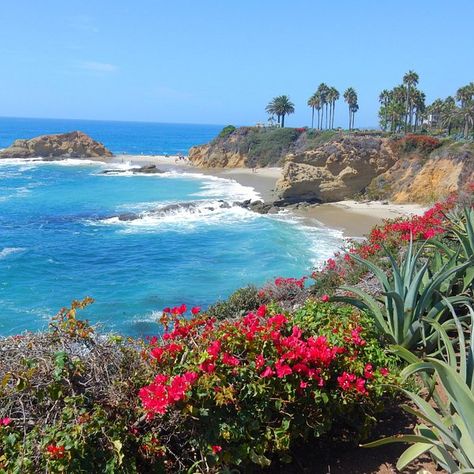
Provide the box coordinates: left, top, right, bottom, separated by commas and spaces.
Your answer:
0, 118, 342, 337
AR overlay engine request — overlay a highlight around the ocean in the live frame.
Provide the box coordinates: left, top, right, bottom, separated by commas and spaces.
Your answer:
0, 117, 342, 337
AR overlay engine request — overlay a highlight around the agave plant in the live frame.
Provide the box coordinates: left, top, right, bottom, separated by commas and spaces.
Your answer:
335, 240, 472, 350
364, 304, 474, 473
430, 207, 474, 292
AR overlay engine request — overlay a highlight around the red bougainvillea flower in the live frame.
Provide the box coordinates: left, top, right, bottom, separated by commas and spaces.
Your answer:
275, 360, 293, 378
212, 445, 222, 454
199, 359, 216, 373
255, 354, 265, 369
379, 367, 389, 376
207, 340, 221, 358
162, 307, 171, 313
191, 306, 201, 315
260, 366, 275, 378
321, 294, 330, 303
46, 444, 66, 459
222, 353, 240, 367
0, 417, 11, 426
337, 372, 356, 390
256, 305, 267, 317
351, 326, 366, 346
364, 363, 374, 380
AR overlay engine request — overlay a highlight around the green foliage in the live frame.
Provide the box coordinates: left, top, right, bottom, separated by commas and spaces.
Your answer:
217, 125, 236, 139
245, 127, 301, 167
304, 129, 340, 150
334, 240, 473, 350
365, 304, 474, 472
204, 285, 261, 320
0, 300, 163, 473
139, 302, 398, 470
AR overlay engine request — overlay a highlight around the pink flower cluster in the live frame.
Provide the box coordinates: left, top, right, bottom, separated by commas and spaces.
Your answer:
139, 304, 390, 417
139, 371, 199, 415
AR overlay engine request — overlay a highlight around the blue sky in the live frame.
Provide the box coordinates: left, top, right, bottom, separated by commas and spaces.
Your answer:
0, 0, 473, 127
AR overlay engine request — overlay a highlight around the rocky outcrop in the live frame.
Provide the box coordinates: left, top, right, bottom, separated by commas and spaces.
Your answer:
368, 143, 474, 203
0, 131, 113, 159
103, 164, 164, 174
188, 126, 304, 168
276, 136, 397, 203
188, 143, 247, 168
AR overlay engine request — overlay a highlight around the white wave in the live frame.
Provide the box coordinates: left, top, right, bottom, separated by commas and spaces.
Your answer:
0, 157, 105, 167
0, 247, 26, 259
99, 167, 261, 203
92, 200, 257, 233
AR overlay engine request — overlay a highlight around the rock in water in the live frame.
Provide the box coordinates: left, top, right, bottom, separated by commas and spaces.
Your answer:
0, 131, 113, 159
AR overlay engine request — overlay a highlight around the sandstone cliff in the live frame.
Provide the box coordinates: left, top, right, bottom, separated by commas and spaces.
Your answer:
369, 142, 474, 203
189, 127, 305, 168
276, 135, 397, 202
0, 131, 113, 159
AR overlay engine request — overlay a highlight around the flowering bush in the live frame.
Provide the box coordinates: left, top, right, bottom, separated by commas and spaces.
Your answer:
311, 197, 457, 296
395, 134, 442, 154
138, 302, 398, 470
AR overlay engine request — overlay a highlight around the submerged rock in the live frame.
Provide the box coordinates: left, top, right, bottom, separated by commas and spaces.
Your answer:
102, 164, 165, 174
0, 131, 113, 159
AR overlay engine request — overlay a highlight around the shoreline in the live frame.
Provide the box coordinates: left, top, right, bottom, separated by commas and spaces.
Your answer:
112, 154, 428, 238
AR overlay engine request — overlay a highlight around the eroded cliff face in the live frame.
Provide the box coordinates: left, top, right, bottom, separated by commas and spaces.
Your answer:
188, 127, 474, 204
188, 127, 303, 168
0, 131, 113, 159
188, 143, 247, 168
370, 144, 474, 203
276, 136, 397, 202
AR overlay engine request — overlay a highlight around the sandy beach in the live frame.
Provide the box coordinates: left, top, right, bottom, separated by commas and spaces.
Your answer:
111, 155, 428, 238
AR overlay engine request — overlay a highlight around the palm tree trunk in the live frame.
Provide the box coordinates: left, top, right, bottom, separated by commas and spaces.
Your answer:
325, 104, 328, 129
311, 107, 315, 129
281, 114, 285, 128
332, 102, 336, 129
348, 106, 351, 130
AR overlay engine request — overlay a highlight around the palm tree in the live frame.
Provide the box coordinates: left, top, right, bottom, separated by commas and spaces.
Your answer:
317, 83, 329, 129
307, 93, 320, 129
343, 87, 357, 130
350, 103, 359, 130
412, 89, 426, 131
403, 70, 419, 132
265, 99, 280, 125
267, 95, 295, 128
456, 103, 474, 138
378, 89, 391, 131
328, 87, 340, 129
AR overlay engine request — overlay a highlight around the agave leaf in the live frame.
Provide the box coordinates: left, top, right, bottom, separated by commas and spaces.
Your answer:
424, 359, 474, 443
418, 260, 471, 316
344, 252, 391, 290
362, 434, 435, 448
396, 442, 432, 470
336, 287, 390, 335
405, 261, 429, 315
384, 291, 406, 344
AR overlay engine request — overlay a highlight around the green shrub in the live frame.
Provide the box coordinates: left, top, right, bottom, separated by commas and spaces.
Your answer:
204, 285, 261, 320
138, 302, 398, 471
0, 300, 163, 473
245, 128, 301, 167
216, 125, 236, 139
